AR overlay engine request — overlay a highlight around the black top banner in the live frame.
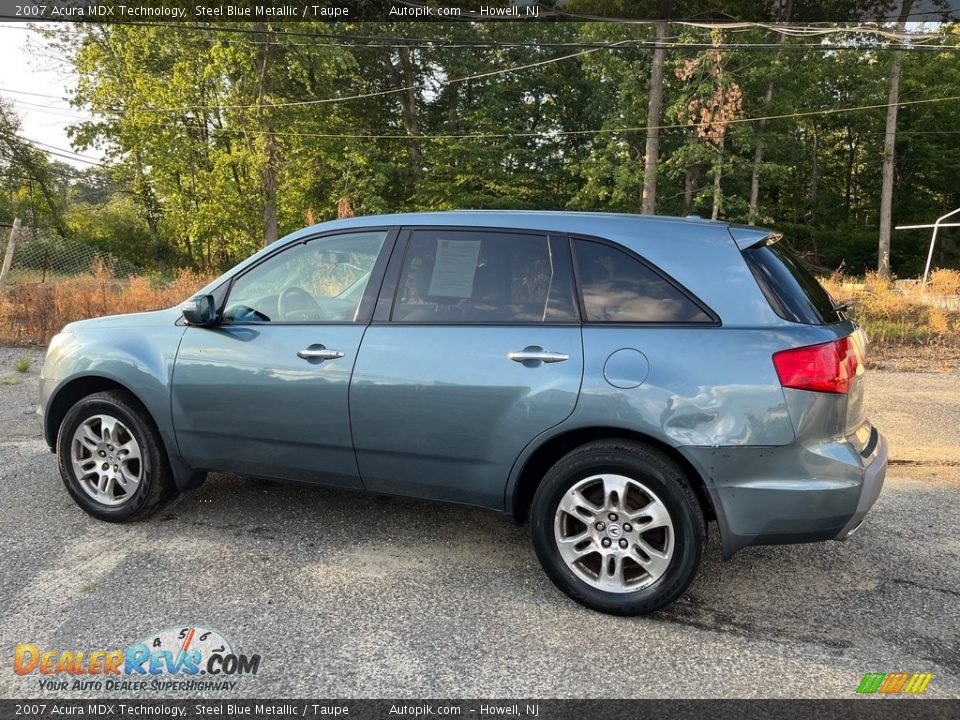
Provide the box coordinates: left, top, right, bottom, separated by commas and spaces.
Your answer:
1, 0, 959, 23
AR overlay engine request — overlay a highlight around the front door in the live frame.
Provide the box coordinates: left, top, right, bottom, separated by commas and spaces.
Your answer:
350, 228, 584, 509
172, 228, 395, 487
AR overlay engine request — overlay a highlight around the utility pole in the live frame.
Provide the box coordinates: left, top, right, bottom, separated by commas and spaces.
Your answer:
877, 0, 913, 278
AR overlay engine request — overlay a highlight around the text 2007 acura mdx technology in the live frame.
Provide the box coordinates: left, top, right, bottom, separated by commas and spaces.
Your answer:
40, 211, 886, 615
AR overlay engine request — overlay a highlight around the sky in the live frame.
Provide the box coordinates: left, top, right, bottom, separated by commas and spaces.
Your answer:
0, 23, 101, 168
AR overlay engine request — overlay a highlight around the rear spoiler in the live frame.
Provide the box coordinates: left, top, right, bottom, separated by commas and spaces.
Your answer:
728, 226, 782, 250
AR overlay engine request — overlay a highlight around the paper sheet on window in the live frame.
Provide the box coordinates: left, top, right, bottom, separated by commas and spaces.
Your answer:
427, 239, 481, 298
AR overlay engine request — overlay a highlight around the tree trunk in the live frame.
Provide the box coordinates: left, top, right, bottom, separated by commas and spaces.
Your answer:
711, 137, 724, 220
256, 22, 278, 247
396, 47, 424, 182
747, 80, 773, 226
748, 0, 792, 225
808, 126, 820, 222
877, 0, 912, 278
641, 16, 669, 215
261, 132, 278, 247
845, 127, 856, 214
683, 165, 700, 213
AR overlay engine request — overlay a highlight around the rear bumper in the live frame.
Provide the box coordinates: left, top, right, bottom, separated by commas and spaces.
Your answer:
834, 429, 887, 540
680, 427, 887, 558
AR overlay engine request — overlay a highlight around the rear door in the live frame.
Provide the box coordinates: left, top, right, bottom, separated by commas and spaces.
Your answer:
349, 227, 584, 509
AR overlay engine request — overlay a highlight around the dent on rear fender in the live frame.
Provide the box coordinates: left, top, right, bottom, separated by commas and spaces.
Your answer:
656, 384, 794, 445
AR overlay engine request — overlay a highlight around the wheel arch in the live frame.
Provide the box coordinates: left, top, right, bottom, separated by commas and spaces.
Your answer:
508, 426, 715, 525
44, 375, 143, 450
44, 374, 204, 493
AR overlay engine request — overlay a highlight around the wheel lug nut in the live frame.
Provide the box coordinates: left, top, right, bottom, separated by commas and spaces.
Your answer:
113, 465, 119, 471
98, 451, 106, 457
608, 513, 618, 521
601, 538, 612, 548
624, 523, 632, 532
619, 539, 628, 549
101, 463, 108, 470
595, 521, 605, 531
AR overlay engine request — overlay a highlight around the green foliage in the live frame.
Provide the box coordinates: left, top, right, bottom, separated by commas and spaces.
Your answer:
8, 20, 957, 276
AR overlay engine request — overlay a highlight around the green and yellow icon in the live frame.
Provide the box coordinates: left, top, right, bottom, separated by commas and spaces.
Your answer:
857, 672, 933, 695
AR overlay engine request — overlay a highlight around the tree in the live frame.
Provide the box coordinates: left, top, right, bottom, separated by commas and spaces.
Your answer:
0, 101, 68, 237
672, 32, 744, 220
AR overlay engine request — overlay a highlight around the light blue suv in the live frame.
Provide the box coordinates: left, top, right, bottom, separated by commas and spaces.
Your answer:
39, 211, 887, 615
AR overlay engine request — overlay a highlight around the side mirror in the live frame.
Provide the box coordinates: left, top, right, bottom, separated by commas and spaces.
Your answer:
181, 294, 218, 327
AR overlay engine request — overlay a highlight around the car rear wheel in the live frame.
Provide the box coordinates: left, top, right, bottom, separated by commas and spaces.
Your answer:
530, 440, 705, 615
57, 390, 177, 522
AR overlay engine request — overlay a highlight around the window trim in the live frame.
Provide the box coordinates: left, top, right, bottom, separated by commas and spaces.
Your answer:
218, 226, 400, 327
375, 225, 581, 327
569, 233, 721, 327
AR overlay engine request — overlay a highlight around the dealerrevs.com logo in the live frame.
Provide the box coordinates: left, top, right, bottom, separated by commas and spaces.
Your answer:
13, 625, 261, 692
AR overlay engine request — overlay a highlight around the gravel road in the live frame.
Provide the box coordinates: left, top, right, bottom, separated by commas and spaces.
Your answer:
0, 345, 957, 699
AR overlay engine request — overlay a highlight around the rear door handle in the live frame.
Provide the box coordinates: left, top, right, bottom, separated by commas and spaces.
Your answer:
508, 350, 570, 364
297, 345, 345, 361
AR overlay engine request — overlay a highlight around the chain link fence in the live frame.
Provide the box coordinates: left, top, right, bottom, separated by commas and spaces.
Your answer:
3, 226, 137, 284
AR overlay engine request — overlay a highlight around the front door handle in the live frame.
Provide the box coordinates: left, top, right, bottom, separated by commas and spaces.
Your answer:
297, 345, 345, 361
508, 350, 570, 364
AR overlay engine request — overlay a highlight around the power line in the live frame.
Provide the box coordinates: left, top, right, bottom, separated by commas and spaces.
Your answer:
14, 18, 958, 51
12, 136, 105, 166
68, 19, 955, 43
50, 93, 960, 145
110, 41, 632, 113
10, 92, 960, 141
0, 87, 70, 101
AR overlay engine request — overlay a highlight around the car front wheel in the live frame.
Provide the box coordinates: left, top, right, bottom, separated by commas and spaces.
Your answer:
57, 390, 176, 522
530, 440, 705, 615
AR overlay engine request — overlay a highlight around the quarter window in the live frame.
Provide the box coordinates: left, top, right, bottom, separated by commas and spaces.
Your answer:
223, 231, 388, 323
392, 230, 577, 323
573, 239, 713, 323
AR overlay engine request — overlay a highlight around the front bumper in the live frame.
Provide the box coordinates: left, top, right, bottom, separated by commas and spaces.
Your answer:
681, 427, 888, 558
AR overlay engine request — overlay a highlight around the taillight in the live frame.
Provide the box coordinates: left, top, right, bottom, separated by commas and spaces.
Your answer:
772, 337, 859, 394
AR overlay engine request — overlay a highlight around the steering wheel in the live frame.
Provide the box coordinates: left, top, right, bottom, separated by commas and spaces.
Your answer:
277, 286, 325, 321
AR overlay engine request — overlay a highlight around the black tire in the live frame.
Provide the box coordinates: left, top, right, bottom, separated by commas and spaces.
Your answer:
57, 390, 177, 522
530, 440, 705, 615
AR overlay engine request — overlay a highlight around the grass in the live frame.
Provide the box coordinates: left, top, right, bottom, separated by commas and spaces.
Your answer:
822, 268, 960, 370
0, 376, 20, 385
0, 262, 215, 346
1, 260, 958, 370
79, 579, 100, 593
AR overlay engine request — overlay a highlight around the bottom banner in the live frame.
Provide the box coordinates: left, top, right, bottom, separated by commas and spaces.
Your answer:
1, 699, 957, 720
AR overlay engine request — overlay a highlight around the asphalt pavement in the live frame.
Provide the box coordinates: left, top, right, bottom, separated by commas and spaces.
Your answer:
0, 345, 958, 699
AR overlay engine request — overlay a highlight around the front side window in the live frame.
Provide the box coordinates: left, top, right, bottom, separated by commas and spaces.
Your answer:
223, 230, 388, 323
392, 230, 577, 323
574, 239, 714, 323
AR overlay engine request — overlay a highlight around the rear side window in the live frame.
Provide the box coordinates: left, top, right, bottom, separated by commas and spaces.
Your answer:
573, 239, 714, 323
392, 230, 577, 323
743, 238, 843, 325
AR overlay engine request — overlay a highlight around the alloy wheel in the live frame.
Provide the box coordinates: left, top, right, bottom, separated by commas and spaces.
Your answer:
70, 414, 143, 507
554, 473, 675, 593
